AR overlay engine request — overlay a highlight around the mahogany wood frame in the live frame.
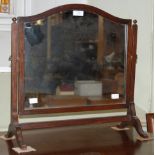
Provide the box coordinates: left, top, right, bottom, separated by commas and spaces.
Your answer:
6, 4, 148, 149
146, 113, 154, 133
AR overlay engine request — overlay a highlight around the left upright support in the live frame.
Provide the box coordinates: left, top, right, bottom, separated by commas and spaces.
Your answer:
5, 17, 27, 150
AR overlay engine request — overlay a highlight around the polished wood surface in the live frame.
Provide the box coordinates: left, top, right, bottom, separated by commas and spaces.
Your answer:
1, 124, 153, 155
146, 113, 154, 133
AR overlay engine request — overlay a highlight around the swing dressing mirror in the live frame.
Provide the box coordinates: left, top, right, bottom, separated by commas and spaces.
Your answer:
6, 4, 148, 150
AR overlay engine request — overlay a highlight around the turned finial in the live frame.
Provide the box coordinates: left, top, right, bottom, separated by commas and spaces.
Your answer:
12, 17, 17, 23
133, 19, 137, 25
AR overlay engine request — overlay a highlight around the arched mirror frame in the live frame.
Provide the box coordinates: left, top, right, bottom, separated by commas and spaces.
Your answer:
18, 4, 131, 115
7, 4, 148, 150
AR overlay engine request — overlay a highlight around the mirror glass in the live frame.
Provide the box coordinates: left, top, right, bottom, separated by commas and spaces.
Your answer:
24, 10, 128, 109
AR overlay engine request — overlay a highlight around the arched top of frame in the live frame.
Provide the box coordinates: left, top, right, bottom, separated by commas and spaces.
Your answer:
16, 4, 132, 25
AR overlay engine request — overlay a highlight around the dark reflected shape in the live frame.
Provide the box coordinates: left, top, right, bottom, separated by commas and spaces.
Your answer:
25, 24, 44, 46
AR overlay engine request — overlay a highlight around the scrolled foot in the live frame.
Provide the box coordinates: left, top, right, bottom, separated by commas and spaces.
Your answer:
5, 124, 15, 139
132, 116, 148, 138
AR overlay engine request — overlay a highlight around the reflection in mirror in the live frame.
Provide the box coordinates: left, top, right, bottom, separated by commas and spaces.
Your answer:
24, 10, 127, 109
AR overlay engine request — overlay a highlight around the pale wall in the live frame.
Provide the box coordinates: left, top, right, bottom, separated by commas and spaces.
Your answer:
0, 0, 153, 130
31, 0, 87, 15
0, 31, 11, 67
0, 73, 11, 130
